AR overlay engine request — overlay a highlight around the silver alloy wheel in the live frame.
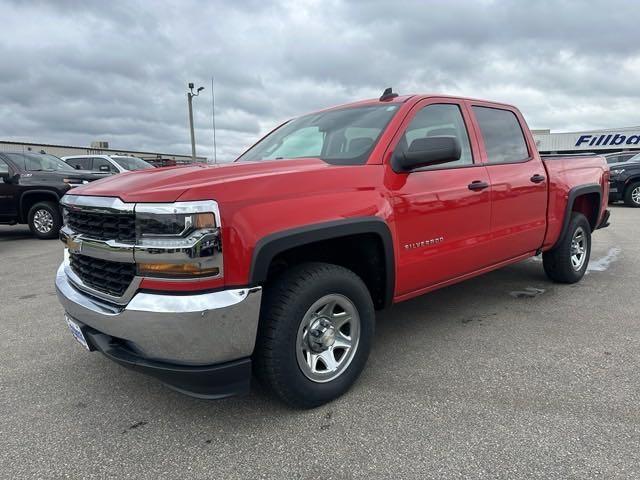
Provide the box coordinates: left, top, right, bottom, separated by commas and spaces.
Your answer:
296, 294, 360, 383
570, 226, 587, 270
632, 186, 640, 205
33, 209, 54, 234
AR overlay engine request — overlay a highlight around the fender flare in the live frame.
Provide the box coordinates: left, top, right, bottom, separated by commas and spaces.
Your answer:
19, 189, 60, 222
555, 183, 601, 247
249, 217, 395, 308
623, 174, 640, 188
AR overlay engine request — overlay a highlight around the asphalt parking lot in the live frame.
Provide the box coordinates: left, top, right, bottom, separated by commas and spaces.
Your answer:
1, 205, 639, 479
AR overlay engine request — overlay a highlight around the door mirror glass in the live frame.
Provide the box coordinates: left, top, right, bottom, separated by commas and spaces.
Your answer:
393, 136, 461, 172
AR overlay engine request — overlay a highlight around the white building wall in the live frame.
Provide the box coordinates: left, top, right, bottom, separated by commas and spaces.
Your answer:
534, 126, 640, 153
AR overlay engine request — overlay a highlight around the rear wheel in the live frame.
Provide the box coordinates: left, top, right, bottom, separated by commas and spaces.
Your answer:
254, 262, 375, 409
28, 201, 62, 239
543, 212, 591, 283
624, 182, 640, 207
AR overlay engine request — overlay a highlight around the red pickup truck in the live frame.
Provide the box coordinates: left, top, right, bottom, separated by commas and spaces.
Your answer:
56, 90, 610, 408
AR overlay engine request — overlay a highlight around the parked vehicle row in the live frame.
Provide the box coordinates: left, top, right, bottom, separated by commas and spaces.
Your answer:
0, 152, 156, 238
0, 152, 108, 238
55, 91, 610, 408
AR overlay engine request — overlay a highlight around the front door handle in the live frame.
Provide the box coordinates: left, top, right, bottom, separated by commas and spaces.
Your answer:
468, 180, 489, 191
530, 174, 546, 183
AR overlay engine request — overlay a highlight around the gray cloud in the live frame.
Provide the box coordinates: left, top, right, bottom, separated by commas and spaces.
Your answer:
1, 0, 639, 161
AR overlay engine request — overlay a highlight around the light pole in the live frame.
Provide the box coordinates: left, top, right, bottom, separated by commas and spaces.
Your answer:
187, 82, 204, 162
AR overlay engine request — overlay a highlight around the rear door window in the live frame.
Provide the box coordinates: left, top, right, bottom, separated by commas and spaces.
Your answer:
473, 106, 529, 164
93, 157, 115, 173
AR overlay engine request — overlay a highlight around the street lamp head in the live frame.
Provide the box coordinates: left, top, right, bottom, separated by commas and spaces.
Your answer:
197, 87, 204, 93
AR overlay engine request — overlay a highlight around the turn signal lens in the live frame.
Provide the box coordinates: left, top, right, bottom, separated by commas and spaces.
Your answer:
138, 262, 220, 278
193, 212, 216, 229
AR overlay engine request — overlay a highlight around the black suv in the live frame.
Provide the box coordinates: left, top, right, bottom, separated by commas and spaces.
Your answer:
609, 154, 640, 207
0, 152, 107, 238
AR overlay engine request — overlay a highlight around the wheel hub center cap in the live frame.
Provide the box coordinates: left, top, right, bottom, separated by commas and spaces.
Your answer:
307, 318, 336, 352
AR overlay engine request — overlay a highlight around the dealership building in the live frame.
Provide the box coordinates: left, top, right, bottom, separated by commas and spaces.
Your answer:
0, 140, 206, 166
533, 126, 640, 155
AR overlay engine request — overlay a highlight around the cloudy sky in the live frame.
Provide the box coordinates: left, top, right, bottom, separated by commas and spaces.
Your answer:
1, 0, 639, 161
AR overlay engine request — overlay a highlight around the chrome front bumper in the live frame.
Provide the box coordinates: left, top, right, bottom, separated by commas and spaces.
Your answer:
55, 262, 262, 365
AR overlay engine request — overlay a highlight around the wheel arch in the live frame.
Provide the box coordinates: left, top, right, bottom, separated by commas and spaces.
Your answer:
19, 189, 60, 223
554, 184, 601, 247
624, 176, 640, 190
249, 217, 395, 309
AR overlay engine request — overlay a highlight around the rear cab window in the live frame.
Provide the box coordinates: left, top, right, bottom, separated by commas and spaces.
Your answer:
472, 106, 529, 164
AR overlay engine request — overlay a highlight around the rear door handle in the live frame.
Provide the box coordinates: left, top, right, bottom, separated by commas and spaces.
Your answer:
530, 174, 546, 183
468, 180, 489, 191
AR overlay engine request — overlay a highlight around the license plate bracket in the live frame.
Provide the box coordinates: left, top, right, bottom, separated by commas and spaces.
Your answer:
65, 315, 93, 351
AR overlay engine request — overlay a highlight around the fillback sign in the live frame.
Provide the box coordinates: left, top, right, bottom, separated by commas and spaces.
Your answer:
575, 133, 640, 148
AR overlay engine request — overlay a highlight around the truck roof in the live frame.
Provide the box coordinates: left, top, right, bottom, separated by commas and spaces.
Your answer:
315, 93, 519, 115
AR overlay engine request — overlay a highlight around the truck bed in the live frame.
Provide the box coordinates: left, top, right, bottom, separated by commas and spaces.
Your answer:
542, 154, 609, 249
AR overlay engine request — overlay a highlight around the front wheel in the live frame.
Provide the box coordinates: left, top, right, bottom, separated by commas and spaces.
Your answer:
624, 182, 640, 207
254, 262, 375, 408
543, 212, 591, 283
28, 201, 62, 239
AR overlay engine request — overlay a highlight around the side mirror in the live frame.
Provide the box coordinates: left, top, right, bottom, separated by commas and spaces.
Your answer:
392, 136, 462, 172
74, 165, 81, 169
1, 171, 10, 183
99, 165, 110, 172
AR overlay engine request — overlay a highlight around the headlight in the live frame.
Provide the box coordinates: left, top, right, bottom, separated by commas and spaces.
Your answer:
135, 201, 218, 238
134, 200, 222, 278
611, 168, 625, 176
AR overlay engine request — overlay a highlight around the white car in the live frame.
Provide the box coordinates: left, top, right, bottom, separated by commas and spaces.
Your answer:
62, 154, 154, 174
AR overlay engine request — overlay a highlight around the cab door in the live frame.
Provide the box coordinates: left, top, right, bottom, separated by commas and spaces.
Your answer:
387, 99, 492, 298
0, 157, 19, 217
467, 103, 547, 262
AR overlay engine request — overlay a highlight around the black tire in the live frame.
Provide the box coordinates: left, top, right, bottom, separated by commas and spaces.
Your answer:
254, 262, 375, 409
543, 212, 591, 283
28, 201, 62, 239
624, 182, 640, 208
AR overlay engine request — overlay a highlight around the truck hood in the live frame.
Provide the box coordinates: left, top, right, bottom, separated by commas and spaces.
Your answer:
68, 159, 341, 203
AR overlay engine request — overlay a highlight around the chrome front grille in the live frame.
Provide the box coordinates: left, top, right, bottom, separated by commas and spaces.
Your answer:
69, 253, 136, 297
65, 209, 136, 243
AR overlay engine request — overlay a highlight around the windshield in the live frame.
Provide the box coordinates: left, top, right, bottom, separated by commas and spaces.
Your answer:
627, 153, 640, 163
112, 156, 154, 171
5, 153, 75, 172
238, 104, 400, 165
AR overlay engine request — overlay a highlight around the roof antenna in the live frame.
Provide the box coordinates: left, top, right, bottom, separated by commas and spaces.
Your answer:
379, 87, 398, 101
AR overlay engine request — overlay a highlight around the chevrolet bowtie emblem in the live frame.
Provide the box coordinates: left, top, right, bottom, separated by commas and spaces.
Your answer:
67, 237, 82, 253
